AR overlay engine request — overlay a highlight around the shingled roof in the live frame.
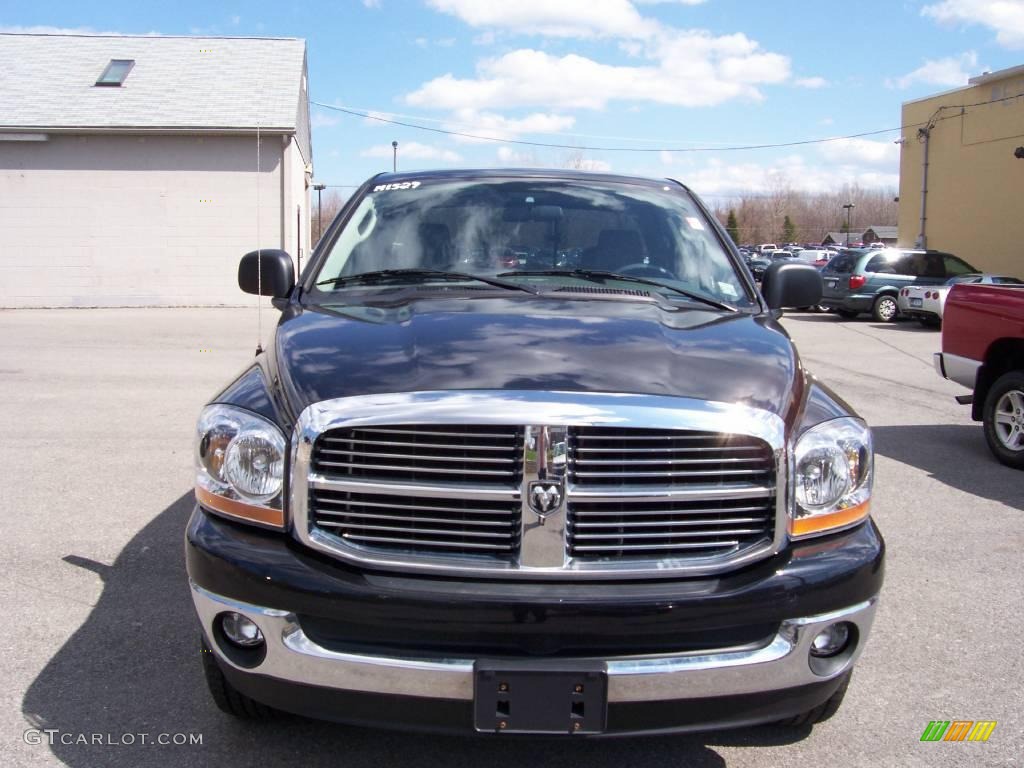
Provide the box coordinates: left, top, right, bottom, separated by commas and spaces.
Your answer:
0, 33, 307, 134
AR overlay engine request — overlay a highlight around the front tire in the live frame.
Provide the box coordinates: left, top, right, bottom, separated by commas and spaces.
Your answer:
871, 295, 898, 323
201, 637, 275, 719
777, 671, 852, 726
983, 371, 1024, 470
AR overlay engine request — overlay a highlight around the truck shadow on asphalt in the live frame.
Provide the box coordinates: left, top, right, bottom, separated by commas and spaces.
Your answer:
872, 424, 1023, 511
22, 492, 812, 767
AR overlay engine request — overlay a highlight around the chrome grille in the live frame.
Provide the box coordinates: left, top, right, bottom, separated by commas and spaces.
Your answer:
567, 427, 775, 559
309, 425, 523, 559
313, 425, 523, 485
568, 427, 775, 486
293, 391, 786, 579
310, 489, 521, 555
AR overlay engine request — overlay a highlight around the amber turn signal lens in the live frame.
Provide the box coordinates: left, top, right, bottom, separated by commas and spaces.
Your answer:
789, 500, 870, 537
196, 487, 285, 529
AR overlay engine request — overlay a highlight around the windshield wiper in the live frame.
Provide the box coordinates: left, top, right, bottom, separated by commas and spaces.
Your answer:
497, 269, 738, 312
316, 269, 540, 295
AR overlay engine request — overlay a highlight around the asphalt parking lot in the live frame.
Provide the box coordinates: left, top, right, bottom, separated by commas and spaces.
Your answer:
1, 307, 1020, 767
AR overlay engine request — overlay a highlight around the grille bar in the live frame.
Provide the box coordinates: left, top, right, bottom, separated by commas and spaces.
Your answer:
339, 534, 514, 552
309, 425, 523, 559
573, 517, 769, 528
567, 426, 776, 560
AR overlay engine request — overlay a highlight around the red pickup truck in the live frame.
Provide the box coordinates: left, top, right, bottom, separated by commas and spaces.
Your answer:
935, 283, 1024, 469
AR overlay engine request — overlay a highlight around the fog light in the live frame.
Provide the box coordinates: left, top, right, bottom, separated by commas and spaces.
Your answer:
221, 612, 264, 648
810, 622, 851, 657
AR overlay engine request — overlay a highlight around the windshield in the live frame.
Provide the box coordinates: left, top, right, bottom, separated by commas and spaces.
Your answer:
312, 178, 753, 307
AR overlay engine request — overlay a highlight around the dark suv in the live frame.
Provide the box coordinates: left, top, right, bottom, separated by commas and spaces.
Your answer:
820, 248, 978, 322
188, 169, 882, 737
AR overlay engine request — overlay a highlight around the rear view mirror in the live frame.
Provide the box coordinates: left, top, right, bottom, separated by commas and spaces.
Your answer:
503, 205, 564, 222
761, 261, 823, 309
238, 249, 295, 299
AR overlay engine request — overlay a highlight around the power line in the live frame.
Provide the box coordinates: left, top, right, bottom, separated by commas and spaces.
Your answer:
312, 100, 902, 152
310, 90, 1022, 155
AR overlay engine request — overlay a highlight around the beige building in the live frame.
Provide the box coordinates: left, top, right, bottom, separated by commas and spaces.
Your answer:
897, 64, 1024, 277
0, 33, 312, 307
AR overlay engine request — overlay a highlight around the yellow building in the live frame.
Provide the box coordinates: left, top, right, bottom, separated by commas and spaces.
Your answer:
897, 64, 1024, 277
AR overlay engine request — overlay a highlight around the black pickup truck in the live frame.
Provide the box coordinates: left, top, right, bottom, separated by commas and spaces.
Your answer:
187, 169, 883, 736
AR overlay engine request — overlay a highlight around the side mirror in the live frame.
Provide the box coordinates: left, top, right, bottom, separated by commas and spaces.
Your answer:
238, 249, 295, 298
761, 261, 823, 309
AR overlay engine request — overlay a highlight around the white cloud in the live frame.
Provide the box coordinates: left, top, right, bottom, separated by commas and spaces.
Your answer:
0, 24, 156, 35
818, 137, 900, 168
445, 109, 576, 141
406, 39, 789, 111
886, 51, 978, 89
362, 0, 381, 7
794, 76, 828, 89
681, 155, 898, 197
426, 0, 658, 38
494, 146, 612, 171
922, 0, 1024, 48
411, 2, 791, 113
361, 141, 462, 162
311, 112, 340, 128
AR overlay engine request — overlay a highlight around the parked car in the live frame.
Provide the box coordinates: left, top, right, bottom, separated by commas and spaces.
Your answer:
936, 282, 1024, 468
795, 249, 832, 266
748, 256, 771, 281
899, 273, 1023, 326
756, 242, 778, 254
820, 248, 979, 322
188, 168, 882, 736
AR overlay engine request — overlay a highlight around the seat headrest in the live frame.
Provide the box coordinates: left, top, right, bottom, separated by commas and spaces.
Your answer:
596, 229, 643, 254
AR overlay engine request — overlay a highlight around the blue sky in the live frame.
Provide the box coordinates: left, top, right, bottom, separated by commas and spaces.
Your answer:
4, 0, 1023, 201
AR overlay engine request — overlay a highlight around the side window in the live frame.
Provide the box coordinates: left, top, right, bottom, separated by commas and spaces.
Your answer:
943, 255, 975, 277
866, 255, 897, 274
893, 254, 924, 276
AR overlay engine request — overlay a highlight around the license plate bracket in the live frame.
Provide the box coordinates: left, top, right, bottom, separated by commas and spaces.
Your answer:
473, 661, 608, 734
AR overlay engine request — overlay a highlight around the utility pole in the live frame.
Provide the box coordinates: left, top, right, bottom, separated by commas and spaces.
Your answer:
392, 140, 398, 173
842, 203, 855, 247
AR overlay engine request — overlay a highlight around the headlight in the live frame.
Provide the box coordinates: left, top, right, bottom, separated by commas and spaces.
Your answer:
791, 417, 873, 538
195, 404, 286, 529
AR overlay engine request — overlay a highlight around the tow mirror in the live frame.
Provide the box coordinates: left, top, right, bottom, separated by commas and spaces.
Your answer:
238, 249, 295, 299
761, 261, 823, 309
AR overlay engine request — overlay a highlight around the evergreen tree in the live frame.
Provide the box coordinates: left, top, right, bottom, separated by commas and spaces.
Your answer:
782, 215, 796, 243
726, 210, 740, 244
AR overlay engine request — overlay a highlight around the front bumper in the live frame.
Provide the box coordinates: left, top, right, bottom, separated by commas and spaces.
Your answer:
187, 507, 884, 734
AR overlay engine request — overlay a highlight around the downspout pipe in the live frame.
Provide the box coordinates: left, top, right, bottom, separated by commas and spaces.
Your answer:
916, 127, 930, 250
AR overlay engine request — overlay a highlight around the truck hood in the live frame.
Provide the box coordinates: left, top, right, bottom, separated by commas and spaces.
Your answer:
274, 296, 801, 420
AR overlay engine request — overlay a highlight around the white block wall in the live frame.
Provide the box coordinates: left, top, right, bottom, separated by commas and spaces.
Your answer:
0, 133, 307, 307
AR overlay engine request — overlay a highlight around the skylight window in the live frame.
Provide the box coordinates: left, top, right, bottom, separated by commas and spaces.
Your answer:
95, 59, 135, 87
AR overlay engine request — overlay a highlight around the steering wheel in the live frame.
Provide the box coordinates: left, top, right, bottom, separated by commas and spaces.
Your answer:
616, 263, 677, 279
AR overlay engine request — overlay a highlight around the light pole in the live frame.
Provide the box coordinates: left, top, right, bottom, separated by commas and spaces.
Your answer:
392, 140, 398, 172
842, 203, 855, 247
313, 183, 326, 243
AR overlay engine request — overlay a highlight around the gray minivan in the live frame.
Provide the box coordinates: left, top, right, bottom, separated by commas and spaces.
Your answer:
820, 248, 978, 322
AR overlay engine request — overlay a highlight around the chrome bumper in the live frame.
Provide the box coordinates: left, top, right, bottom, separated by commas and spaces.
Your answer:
192, 582, 878, 703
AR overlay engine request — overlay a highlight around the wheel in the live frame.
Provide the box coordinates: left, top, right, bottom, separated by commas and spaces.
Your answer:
777, 671, 852, 726
871, 294, 898, 323
835, 309, 859, 319
201, 637, 275, 719
982, 371, 1024, 470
